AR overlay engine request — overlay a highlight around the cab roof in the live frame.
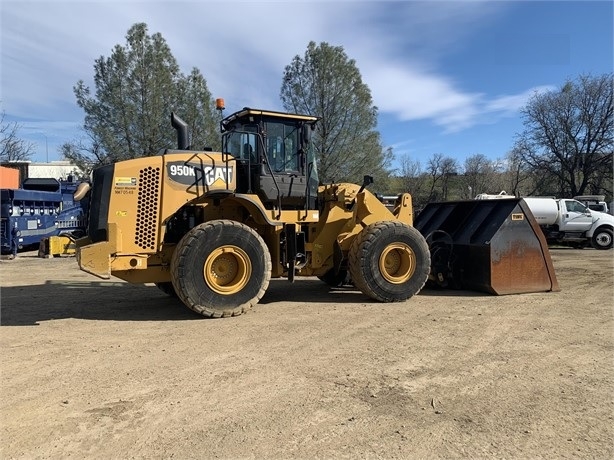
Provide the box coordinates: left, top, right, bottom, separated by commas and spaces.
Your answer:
221, 107, 319, 131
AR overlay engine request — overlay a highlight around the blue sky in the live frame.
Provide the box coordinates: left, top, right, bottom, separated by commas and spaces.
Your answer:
1, 0, 612, 172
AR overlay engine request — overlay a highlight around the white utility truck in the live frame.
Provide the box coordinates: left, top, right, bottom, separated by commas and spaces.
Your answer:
475, 192, 614, 250
573, 195, 609, 214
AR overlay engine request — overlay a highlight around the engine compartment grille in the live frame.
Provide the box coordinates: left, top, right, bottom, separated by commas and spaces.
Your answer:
135, 166, 161, 250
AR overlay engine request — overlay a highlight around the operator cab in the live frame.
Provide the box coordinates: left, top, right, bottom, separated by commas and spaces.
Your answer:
220, 108, 320, 210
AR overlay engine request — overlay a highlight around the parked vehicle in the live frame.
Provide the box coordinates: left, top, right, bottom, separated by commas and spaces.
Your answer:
475, 192, 614, 250
76, 108, 559, 318
1, 178, 89, 254
573, 195, 609, 214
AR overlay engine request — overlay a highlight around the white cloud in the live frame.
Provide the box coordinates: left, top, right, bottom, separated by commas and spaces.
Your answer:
485, 85, 555, 113
364, 62, 557, 132
365, 64, 482, 128
1, 0, 562, 161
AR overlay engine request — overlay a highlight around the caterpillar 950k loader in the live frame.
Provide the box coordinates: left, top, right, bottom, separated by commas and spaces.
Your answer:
76, 106, 558, 318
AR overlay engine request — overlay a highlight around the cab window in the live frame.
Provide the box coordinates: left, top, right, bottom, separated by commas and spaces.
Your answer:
223, 131, 257, 163
566, 200, 588, 213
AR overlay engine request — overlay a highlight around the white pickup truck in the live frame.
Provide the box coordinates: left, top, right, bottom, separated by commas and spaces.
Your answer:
475, 192, 614, 250
573, 195, 609, 214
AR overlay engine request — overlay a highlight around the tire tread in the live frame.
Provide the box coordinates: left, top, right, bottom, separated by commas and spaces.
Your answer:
349, 221, 430, 302
170, 220, 271, 318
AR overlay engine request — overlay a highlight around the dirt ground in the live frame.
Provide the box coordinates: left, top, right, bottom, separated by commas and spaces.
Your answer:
1, 247, 613, 459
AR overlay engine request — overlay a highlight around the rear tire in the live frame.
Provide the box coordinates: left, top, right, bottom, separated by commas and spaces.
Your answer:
591, 228, 613, 250
171, 220, 271, 317
349, 221, 430, 302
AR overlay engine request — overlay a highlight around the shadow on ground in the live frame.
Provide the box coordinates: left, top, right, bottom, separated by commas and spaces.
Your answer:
1, 280, 198, 326
0, 278, 398, 326
1, 257, 485, 325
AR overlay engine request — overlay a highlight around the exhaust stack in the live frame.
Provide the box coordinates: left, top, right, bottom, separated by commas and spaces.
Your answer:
171, 112, 190, 150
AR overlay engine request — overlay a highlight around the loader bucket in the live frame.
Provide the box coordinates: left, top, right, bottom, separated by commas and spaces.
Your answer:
413, 198, 559, 295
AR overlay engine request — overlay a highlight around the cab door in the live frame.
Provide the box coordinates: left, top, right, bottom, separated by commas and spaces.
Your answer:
559, 200, 593, 231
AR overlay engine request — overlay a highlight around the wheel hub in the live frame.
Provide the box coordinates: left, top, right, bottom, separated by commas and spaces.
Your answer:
204, 246, 251, 295
379, 243, 416, 284
596, 232, 612, 247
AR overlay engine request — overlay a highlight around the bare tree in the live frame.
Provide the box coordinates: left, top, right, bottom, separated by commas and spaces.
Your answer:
426, 153, 444, 201
460, 153, 502, 198
499, 145, 544, 197
397, 153, 430, 209
59, 130, 104, 178
399, 154, 425, 195
0, 110, 34, 162
426, 153, 458, 201
515, 73, 613, 199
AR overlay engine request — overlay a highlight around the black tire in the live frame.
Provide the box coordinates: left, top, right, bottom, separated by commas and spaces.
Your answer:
318, 268, 349, 287
591, 227, 613, 250
155, 282, 177, 297
170, 220, 271, 317
349, 221, 430, 302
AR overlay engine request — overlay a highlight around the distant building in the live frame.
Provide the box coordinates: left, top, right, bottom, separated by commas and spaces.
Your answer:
0, 161, 85, 187
27, 161, 84, 180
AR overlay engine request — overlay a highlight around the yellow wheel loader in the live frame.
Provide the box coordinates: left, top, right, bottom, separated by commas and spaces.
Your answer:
76, 107, 558, 317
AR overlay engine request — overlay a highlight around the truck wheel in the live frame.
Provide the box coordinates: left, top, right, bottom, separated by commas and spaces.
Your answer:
349, 221, 430, 302
171, 220, 271, 317
591, 228, 613, 250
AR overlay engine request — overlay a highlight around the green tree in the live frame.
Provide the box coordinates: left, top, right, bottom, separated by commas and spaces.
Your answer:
63, 23, 218, 170
175, 68, 220, 151
280, 41, 391, 185
514, 74, 613, 199
0, 109, 34, 162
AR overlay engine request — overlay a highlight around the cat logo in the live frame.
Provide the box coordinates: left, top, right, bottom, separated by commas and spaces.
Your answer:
167, 162, 233, 187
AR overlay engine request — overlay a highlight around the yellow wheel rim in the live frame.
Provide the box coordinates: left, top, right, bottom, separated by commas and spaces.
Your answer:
203, 246, 251, 295
379, 243, 416, 284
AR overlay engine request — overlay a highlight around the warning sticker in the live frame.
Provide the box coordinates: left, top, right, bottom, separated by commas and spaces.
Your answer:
115, 177, 137, 187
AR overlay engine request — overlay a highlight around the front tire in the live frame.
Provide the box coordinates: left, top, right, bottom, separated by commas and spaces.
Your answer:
170, 220, 271, 317
591, 227, 613, 250
349, 221, 430, 302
